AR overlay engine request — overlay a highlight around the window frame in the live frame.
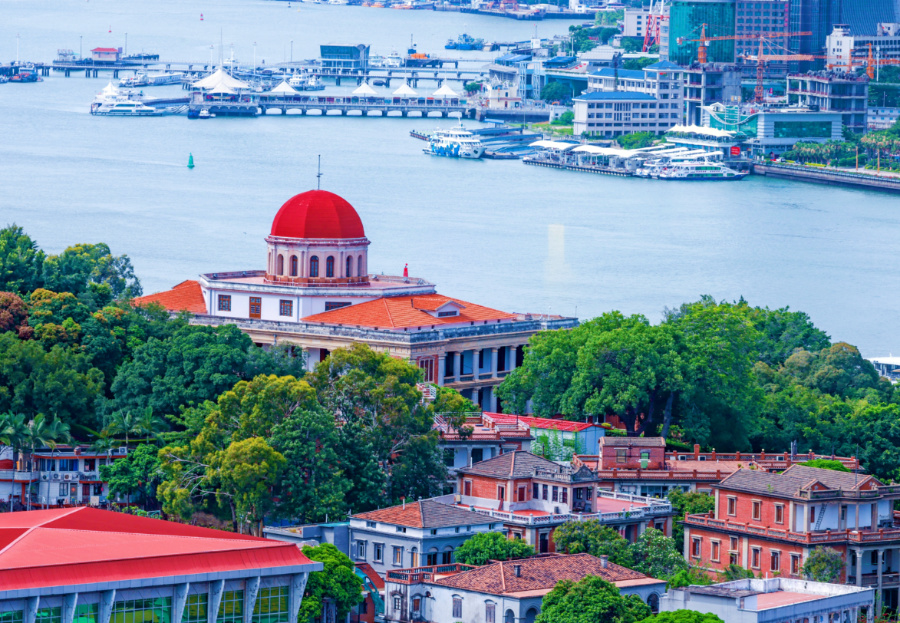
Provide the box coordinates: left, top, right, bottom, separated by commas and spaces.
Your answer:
727, 496, 737, 516
452, 598, 462, 619
691, 537, 701, 559
374, 542, 384, 563
770, 549, 781, 572
616, 448, 627, 464
710, 539, 720, 563
790, 553, 801, 575
326, 256, 335, 278
774, 503, 784, 525
751, 500, 762, 521
751, 547, 761, 569
279, 299, 293, 317
217, 294, 232, 312
309, 256, 319, 278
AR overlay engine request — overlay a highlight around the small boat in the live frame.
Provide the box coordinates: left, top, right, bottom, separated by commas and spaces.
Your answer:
369, 54, 385, 68
198, 109, 215, 119
288, 73, 306, 88
425, 125, 485, 159
119, 71, 184, 88
384, 51, 403, 68
445, 34, 484, 51
303, 74, 324, 90
372, 79, 387, 86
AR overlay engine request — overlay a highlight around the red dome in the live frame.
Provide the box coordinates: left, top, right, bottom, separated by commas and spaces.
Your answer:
270, 190, 366, 239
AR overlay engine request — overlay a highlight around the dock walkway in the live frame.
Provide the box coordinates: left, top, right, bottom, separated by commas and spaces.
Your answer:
753, 162, 900, 194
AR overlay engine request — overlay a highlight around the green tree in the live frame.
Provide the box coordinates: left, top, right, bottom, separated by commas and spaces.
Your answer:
553, 111, 575, 126
42, 242, 142, 305
631, 528, 688, 580
541, 82, 571, 103
389, 433, 448, 503
667, 490, 714, 552
104, 407, 166, 446
639, 611, 724, 623
23, 414, 72, 510
536, 575, 649, 623
798, 459, 850, 472
617, 132, 657, 149
299, 544, 363, 623
210, 436, 285, 534
666, 567, 714, 589
0, 411, 29, 469
720, 563, 755, 581
0, 226, 45, 295
802, 547, 843, 582
270, 401, 350, 523
99, 443, 162, 508
553, 520, 635, 567
454, 532, 535, 566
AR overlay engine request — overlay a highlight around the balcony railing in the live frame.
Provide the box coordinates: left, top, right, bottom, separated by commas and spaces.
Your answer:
684, 513, 900, 545
385, 563, 475, 584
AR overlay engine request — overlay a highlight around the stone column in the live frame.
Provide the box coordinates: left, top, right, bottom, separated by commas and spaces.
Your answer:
471, 349, 481, 377
856, 549, 864, 587
437, 356, 446, 387
453, 352, 461, 383
877, 548, 884, 614
509, 345, 519, 371
489, 387, 498, 413
472, 387, 480, 409
490, 348, 499, 379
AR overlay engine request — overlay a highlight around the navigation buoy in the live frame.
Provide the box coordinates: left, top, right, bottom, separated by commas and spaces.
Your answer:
200, 13, 204, 20
108, 25, 112, 33
187, 153, 195, 169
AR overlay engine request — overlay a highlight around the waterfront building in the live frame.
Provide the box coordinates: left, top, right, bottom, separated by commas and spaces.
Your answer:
664, 123, 747, 158
868, 356, 900, 382
575, 438, 860, 498
702, 102, 844, 155
383, 553, 667, 623
668, 0, 737, 65
0, 445, 126, 509
682, 465, 900, 612
624, 6, 653, 38
683, 64, 742, 125
90, 47, 121, 62
786, 70, 869, 132
135, 190, 577, 411
662, 578, 874, 622
320, 44, 370, 72
572, 91, 671, 137
0, 507, 321, 623
868, 106, 900, 130
444, 450, 675, 550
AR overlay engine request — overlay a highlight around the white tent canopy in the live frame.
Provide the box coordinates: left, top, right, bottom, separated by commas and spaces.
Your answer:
353, 83, 378, 96
432, 84, 458, 98
268, 80, 298, 95
207, 85, 236, 95
392, 83, 417, 97
192, 68, 249, 91
101, 81, 118, 95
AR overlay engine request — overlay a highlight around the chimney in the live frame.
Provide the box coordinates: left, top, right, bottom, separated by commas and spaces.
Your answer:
600, 555, 608, 569
693, 444, 700, 459
402, 497, 406, 510
514, 565, 521, 577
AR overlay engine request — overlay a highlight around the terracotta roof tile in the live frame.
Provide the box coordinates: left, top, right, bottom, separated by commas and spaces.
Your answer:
434, 553, 651, 596
133, 280, 207, 314
301, 294, 515, 330
457, 451, 559, 480
717, 467, 881, 500
352, 499, 490, 529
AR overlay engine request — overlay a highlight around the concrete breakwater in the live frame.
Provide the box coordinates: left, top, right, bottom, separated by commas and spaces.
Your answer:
753, 163, 900, 195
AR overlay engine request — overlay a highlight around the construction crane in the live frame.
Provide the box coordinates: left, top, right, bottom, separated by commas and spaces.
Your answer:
743, 40, 825, 102
678, 24, 811, 64
828, 43, 900, 79
642, 0, 668, 53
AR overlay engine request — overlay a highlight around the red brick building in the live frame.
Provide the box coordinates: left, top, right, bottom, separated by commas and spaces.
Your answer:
443, 451, 674, 553
683, 465, 900, 612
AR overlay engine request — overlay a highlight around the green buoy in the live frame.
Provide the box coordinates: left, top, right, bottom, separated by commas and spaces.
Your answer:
187, 153, 195, 169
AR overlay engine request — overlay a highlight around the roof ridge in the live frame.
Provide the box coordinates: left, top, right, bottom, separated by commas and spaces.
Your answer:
0, 507, 83, 557
382, 297, 397, 328
32, 525, 273, 543
500, 560, 506, 592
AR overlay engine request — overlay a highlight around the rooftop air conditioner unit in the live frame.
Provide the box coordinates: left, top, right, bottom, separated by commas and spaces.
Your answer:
64, 474, 71, 480
71, 473, 79, 481
118, 447, 127, 454
41, 474, 48, 481
52, 473, 60, 480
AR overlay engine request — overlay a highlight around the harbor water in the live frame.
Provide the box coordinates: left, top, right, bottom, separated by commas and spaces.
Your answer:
1, 0, 899, 357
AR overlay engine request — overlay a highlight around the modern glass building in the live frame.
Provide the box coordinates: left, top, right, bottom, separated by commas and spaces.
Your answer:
0, 508, 321, 623
668, 0, 737, 65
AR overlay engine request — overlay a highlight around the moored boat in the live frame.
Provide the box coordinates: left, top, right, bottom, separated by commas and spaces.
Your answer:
425, 125, 485, 159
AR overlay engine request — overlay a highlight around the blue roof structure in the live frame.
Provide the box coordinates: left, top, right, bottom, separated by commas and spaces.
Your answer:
591, 67, 646, 80
496, 53, 531, 64
574, 91, 658, 101
543, 55, 577, 68
644, 60, 681, 71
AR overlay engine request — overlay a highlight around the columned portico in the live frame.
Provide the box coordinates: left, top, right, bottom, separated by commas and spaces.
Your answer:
490, 348, 499, 379
453, 352, 461, 383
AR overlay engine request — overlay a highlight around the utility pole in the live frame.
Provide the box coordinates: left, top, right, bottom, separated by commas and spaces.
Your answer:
125, 32, 128, 57
290, 39, 293, 64
79, 35, 83, 60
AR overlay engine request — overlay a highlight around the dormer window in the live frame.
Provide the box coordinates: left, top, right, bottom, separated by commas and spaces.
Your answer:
437, 310, 459, 318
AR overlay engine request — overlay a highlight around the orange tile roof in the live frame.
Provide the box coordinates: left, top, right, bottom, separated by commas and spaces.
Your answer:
133, 280, 207, 314
352, 499, 489, 529
302, 294, 516, 329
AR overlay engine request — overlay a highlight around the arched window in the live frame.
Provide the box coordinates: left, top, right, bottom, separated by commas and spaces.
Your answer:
647, 594, 660, 614
346, 255, 353, 278
276, 254, 284, 276
505, 610, 516, 623
326, 256, 335, 278
309, 256, 319, 278
290, 255, 298, 277
358, 255, 364, 277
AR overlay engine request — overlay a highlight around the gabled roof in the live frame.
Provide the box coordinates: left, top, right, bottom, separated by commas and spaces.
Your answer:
352, 499, 490, 529
301, 294, 515, 330
133, 280, 207, 314
433, 553, 655, 596
781, 464, 878, 490
91, 47, 119, 53
458, 450, 559, 480
0, 507, 318, 591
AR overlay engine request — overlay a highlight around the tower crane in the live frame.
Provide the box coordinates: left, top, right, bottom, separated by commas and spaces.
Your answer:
642, 0, 668, 53
827, 43, 900, 79
678, 24, 810, 65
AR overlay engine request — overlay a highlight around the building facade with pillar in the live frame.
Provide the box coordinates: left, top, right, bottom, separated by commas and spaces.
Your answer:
0, 507, 321, 623
135, 189, 577, 412
683, 465, 900, 613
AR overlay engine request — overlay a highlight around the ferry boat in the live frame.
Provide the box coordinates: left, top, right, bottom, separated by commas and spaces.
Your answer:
384, 51, 403, 68
91, 100, 161, 116
119, 71, 184, 88
369, 54, 385, 68
636, 160, 748, 181
425, 126, 485, 159
445, 34, 484, 50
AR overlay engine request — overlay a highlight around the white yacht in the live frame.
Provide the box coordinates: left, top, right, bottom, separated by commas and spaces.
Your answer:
384, 51, 403, 68
288, 73, 306, 88
636, 160, 747, 180
369, 55, 385, 68
425, 126, 485, 159
119, 71, 184, 88
91, 100, 160, 116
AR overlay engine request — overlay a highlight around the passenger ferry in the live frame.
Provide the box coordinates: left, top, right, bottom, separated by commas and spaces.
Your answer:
425, 126, 485, 159
636, 160, 748, 181
119, 71, 184, 88
91, 100, 161, 116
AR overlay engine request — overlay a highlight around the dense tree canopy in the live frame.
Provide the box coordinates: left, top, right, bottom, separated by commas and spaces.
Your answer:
299, 544, 364, 622
535, 575, 650, 623
454, 532, 536, 566
553, 520, 634, 568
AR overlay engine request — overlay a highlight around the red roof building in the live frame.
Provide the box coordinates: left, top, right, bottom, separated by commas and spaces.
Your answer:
136, 189, 577, 412
0, 507, 320, 623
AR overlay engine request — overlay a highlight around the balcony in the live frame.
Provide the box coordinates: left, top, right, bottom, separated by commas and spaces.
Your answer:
386, 563, 475, 584
684, 513, 900, 545
0, 470, 39, 482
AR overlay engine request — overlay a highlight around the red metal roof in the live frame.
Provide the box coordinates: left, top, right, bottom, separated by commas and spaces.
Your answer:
485, 413, 596, 432
270, 190, 365, 239
133, 280, 207, 314
302, 294, 515, 329
0, 507, 315, 590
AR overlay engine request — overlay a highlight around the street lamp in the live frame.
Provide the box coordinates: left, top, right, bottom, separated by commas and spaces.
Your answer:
876, 46, 881, 82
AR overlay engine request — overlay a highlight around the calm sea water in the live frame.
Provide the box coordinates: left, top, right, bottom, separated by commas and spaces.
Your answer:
1, 0, 898, 357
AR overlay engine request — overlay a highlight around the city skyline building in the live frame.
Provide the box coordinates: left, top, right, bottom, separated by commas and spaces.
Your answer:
669, 0, 737, 65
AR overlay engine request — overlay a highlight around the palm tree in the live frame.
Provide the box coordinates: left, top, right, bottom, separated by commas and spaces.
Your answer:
22, 414, 72, 511
0, 412, 29, 473
104, 407, 165, 447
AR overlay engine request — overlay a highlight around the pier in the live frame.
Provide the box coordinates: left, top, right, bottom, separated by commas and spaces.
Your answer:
753, 162, 900, 195
191, 92, 473, 118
